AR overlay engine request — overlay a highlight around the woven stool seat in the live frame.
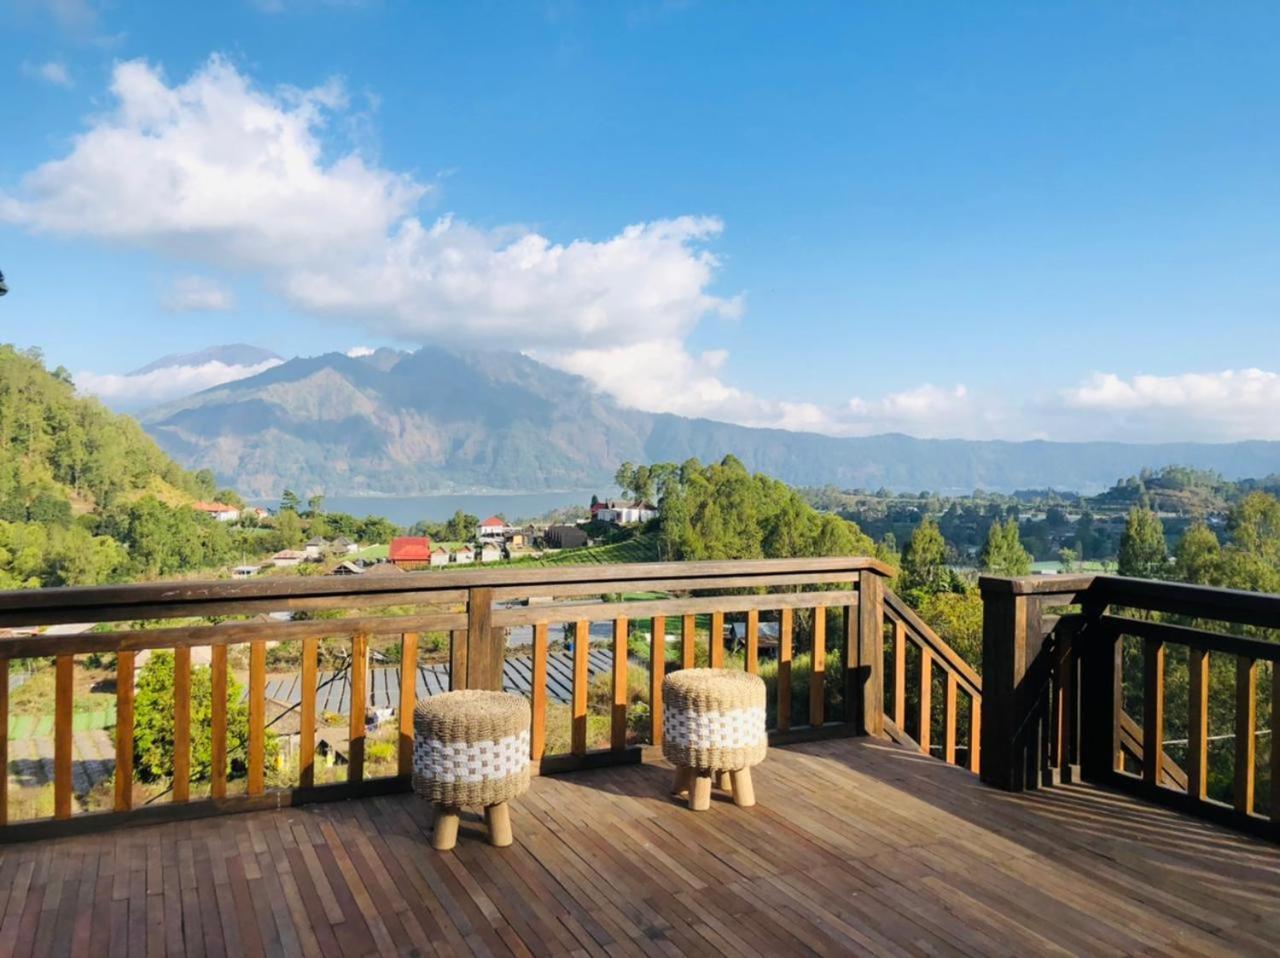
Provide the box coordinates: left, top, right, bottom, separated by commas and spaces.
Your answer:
662, 668, 767, 772
412, 690, 531, 810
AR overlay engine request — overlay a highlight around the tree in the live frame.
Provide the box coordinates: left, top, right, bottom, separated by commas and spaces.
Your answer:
1217, 492, 1280, 593
132, 651, 274, 783
280, 489, 300, 513
1117, 508, 1167, 579
307, 494, 325, 517
1057, 547, 1078, 573
444, 510, 479, 541
980, 519, 1033, 577
274, 508, 304, 549
917, 588, 984, 670
1173, 521, 1221, 585
900, 518, 950, 597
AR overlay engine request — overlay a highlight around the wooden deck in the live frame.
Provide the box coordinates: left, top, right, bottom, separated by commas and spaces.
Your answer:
2, 737, 1278, 958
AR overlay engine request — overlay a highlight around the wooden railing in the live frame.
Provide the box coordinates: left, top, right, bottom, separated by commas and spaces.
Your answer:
0, 556, 1008, 841
980, 574, 1279, 843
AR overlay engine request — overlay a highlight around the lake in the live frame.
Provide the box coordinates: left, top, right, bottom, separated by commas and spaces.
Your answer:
269, 490, 605, 526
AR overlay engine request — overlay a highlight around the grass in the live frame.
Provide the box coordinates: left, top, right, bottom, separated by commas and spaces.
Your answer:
525, 533, 662, 567
355, 544, 389, 560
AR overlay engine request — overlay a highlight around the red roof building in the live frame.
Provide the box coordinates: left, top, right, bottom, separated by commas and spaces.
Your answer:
479, 516, 505, 529
389, 536, 432, 566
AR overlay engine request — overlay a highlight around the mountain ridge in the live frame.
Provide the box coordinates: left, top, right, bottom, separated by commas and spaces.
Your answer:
138, 346, 1280, 498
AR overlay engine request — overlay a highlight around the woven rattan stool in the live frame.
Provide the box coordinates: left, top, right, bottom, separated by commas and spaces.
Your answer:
662, 668, 767, 811
412, 690, 531, 850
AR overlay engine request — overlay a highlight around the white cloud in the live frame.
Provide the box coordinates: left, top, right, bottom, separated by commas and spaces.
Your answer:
1, 56, 737, 353
345, 345, 374, 357
22, 60, 73, 88
76, 358, 283, 409
1059, 369, 1280, 441
163, 275, 234, 312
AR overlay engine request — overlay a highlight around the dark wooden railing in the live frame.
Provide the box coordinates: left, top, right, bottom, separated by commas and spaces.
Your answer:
0, 557, 1004, 841
980, 573, 1279, 843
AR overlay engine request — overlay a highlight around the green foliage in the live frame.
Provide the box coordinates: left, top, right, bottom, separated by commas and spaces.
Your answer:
273, 508, 305, 549
900, 518, 949, 597
980, 519, 1032, 577
132, 650, 275, 783
1118, 508, 1167, 578
916, 588, 984, 670
1172, 521, 1221, 585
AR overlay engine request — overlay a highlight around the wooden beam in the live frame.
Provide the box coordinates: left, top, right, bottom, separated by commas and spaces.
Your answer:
943, 672, 957, 765
611, 617, 628, 751
449, 628, 467, 691
649, 615, 665, 748
172, 645, 191, 803
709, 610, 724, 668
531, 623, 548, 760
809, 607, 826, 728
466, 587, 496, 690
54, 655, 73, 819
248, 639, 265, 797
1142, 639, 1165, 789
572, 620, 588, 757
893, 619, 907, 730
918, 647, 933, 756
681, 614, 695, 669
114, 652, 134, 812
298, 637, 317, 788
1187, 647, 1208, 801
745, 609, 759, 674
778, 609, 793, 733
210, 644, 227, 800
856, 570, 885, 735
398, 632, 418, 777
968, 693, 981, 773
1234, 657, 1257, 816
349, 632, 368, 784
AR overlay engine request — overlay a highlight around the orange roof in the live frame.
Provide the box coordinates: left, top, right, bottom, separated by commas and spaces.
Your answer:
479, 516, 505, 527
193, 501, 236, 512
389, 536, 432, 562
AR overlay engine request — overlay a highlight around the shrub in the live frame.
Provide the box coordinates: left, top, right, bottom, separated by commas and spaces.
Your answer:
133, 650, 277, 783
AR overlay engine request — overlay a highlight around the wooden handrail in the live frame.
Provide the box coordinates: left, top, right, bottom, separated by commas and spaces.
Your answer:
883, 590, 982, 693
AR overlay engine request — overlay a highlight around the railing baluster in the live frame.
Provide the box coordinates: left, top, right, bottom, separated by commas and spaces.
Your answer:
778, 608, 793, 732
918, 646, 933, 756
398, 632, 418, 777
0, 658, 7, 826
681, 614, 695, 669
531, 623, 548, 761
611, 617, 628, 751
449, 628, 467, 691
650, 615, 665, 747
173, 646, 191, 803
809, 607, 825, 728
1271, 663, 1279, 824
968, 692, 981, 773
1188, 647, 1208, 801
943, 673, 957, 765
1234, 657, 1256, 815
299, 637, 317, 788
115, 651, 135, 812
210, 645, 227, 800
1143, 638, 1165, 788
893, 619, 906, 729
349, 632, 368, 783
54, 654, 73, 819
572, 620, 588, 756
248, 639, 265, 797
746, 609, 759, 674
710, 610, 725, 668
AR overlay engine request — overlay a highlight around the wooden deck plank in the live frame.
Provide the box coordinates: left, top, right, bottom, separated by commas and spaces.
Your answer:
2, 737, 1279, 956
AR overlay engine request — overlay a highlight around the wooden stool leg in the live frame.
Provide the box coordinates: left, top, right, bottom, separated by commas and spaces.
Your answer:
433, 804, 461, 851
485, 802, 513, 847
714, 770, 731, 791
730, 767, 755, 808
671, 765, 694, 798
689, 771, 712, 812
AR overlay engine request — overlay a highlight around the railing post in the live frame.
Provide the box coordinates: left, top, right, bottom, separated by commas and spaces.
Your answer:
1077, 596, 1118, 784
852, 569, 885, 736
454, 586, 504, 690
979, 578, 1051, 791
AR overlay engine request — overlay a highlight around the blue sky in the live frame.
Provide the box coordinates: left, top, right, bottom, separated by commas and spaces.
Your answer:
3, 1, 1279, 441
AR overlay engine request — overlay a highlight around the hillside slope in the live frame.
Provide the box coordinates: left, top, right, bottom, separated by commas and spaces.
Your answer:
139, 346, 1280, 497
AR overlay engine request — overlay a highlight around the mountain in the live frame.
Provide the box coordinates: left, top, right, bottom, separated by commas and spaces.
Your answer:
131, 344, 282, 375
139, 347, 1280, 498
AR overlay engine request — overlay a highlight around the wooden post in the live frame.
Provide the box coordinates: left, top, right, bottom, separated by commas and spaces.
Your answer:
1078, 602, 1119, 786
299, 637, 317, 788
611, 617, 628, 751
709, 611, 725, 668
778, 609, 793, 732
248, 639, 266, 797
54, 654, 73, 819
464, 587, 503, 690
114, 651, 134, 812
681, 614, 695, 669
349, 632, 368, 784
398, 632, 418, 776
650, 616, 665, 747
173, 646, 191, 803
855, 570, 885, 736
1234, 657, 1257, 816
0, 659, 7, 826
1187, 647, 1208, 801
571, 620, 589, 756
809, 607, 826, 728
531, 623, 548, 760
979, 579, 1054, 792
745, 610, 759, 675
1142, 639, 1165, 788
210, 645, 227, 799
892, 619, 907, 729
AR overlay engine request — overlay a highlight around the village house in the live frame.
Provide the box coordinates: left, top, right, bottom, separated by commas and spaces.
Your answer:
453, 545, 475, 564
505, 525, 536, 549
329, 560, 364, 576
193, 501, 240, 522
478, 515, 507, 540
330, 536, 358, 555
270, 549, 306, 568
303, 537, 329, 560
429, 546, 450, 567
389, 536, 432, 569
480, 543, 502, 563
591, 499, 659, 524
